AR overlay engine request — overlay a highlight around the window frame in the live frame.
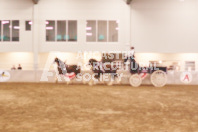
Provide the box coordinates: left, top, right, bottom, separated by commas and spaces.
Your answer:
86, 19, 119, 43
185, 61, 196, 71
0, 20, 20, 42
46, 20, 78, 43
25, 20, 32, 31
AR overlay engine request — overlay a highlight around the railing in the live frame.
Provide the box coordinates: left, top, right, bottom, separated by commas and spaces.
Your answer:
0, 70, 197, 85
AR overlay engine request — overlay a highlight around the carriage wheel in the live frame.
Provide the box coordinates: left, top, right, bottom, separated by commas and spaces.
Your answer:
115, 77, 121, 84
129, 74, 142, 87
151, 70, 167, 87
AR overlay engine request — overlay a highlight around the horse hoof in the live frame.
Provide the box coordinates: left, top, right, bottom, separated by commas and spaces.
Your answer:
83, 80, 87, 84
116, 79, 121, 84
88, 80, 94, 86
55, 77, 58, 83
107, 81, 113, 86
66, 81, 70, 85
88, 82, 93, 86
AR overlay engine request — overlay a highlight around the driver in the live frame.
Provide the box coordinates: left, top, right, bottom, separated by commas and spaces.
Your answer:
124, 46, 135, 68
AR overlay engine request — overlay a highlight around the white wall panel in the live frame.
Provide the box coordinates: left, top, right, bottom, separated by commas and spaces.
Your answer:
0, 0, 33, 52
131, 0, 198, 53
0, 52, 34, 70
38, 0, 130, 52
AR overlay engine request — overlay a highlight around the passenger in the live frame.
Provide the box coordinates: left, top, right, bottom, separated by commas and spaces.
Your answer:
124, 46, 135, 69
17, 64, 22, 70
124, 46, 135, 63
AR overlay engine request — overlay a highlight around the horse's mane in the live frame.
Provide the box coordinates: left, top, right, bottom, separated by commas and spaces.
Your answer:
55, 57, 64, 65
89, 58, 98, 63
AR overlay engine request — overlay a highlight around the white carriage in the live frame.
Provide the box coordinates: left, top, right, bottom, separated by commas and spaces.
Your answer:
129, 68, 167, 87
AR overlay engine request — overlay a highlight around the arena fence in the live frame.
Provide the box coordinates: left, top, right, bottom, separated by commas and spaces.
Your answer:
2, 70, 198, 85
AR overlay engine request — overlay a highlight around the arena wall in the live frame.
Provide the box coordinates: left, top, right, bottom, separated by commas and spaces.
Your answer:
0, 0, 198, 85
37, 0, 130, 52
130, 0, 198, 53
0, 0, 33, 52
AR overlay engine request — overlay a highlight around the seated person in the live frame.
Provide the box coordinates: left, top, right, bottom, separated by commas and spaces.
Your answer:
11, 65, 16, 70
18, 64, 22, 70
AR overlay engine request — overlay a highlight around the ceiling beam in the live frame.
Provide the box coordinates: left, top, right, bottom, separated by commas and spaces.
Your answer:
32, 0, 39, 4
126, 0, 132, 5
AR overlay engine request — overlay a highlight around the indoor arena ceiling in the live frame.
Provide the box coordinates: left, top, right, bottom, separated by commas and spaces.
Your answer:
32, 0, 131, 5
32, 0, 39, 4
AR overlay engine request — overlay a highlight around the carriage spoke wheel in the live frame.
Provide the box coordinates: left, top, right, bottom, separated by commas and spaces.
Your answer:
151, 70, 167, 87
129, 74, 142, 87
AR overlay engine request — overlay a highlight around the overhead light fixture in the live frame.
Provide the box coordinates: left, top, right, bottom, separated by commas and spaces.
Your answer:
2, 21, 9, 24
46, 27, 54, 30
14, 26, 20, 29
29, 21, 33, 25
86, 27, 92, 30
86, 33, 92, 36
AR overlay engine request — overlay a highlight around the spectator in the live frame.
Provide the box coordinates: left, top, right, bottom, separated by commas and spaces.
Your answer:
18, 64, 22, 70
11, 65, 16, 70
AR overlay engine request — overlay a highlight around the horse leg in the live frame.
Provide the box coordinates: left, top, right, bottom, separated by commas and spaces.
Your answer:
99, 72, 105, 84
115, 73, 121, 84
55, 75, 58, 83
94, 73, 101, 85
88, 73, 96, 86
106, 73, 113, 86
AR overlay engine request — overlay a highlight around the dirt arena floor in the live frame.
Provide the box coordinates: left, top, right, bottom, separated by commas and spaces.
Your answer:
0, 83, 198, 132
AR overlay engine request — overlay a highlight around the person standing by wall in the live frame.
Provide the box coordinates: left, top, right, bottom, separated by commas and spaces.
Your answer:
11, 65, 16, 70
17, 64, 22, 70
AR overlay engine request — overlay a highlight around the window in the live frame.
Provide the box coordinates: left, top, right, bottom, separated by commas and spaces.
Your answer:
86, 20, 119, 42
109, 21, 118, 42
98, 21, 107, 42
25, 21, 32, 31
46, 20, 55, 41
0, 21, 1, 41
12, 20, 19, 41
3, 20, 10, 41
86, 20, 96, 42
46, 20, 77, 42
185, 61, 195, 71
57, 21, 66, 41
0, 20, 19, 42
68, 20, 77, 41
